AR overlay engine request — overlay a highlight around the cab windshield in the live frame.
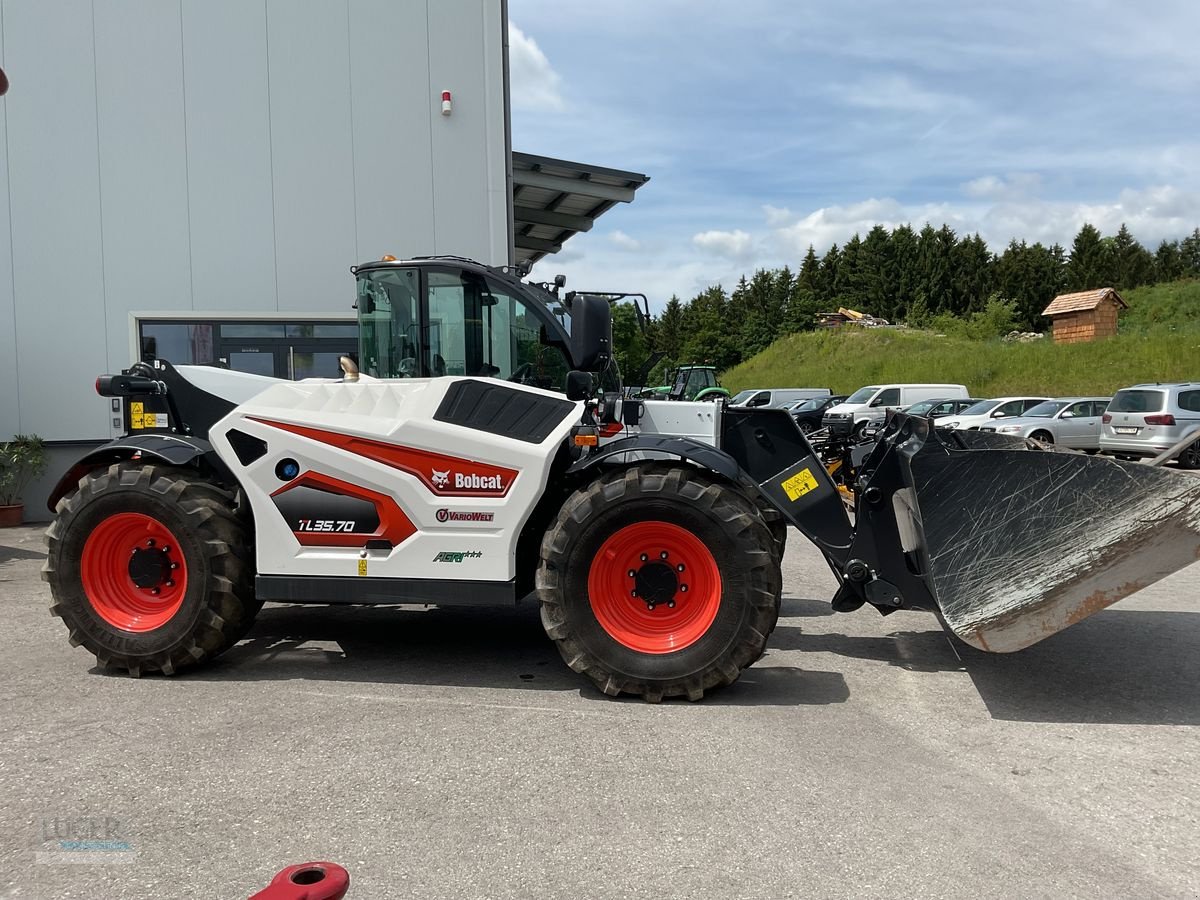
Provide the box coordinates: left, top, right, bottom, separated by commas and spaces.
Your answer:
355, 266, 571, 391
959, 400, 997, 417
729, 390, 757, 405
791, 398, 824, 412
845, 386, 880, 404
1023, 400, 1068, 417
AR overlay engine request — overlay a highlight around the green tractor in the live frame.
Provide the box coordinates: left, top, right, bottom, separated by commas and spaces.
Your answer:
635, 365, 730, 402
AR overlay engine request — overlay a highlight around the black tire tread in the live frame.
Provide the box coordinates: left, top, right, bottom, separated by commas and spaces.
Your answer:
43, 462, 259, 675
536, 464, 780, 701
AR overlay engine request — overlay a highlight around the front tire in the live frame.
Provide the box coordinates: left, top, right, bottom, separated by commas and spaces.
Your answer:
1030, 430, 1054, 444
43, 463, 259, 676
536, 465, 781, 701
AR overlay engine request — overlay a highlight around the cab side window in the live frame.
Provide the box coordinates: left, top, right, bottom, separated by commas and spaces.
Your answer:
875, 388, 901, 406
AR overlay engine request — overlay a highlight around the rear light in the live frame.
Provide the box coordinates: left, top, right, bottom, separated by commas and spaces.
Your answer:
1102, 413, 1111, 424
1145, 414, 1176, 426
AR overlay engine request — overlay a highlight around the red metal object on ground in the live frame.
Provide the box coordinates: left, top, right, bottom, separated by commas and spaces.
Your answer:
249, 862, 350, 899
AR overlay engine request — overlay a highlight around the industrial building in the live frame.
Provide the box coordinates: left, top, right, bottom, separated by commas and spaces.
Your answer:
0, 0, 647, 516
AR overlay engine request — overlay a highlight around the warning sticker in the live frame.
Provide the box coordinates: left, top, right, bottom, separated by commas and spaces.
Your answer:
357, 558, 368, 577
153, 413, 168, 428
130, 402, 143, 415
130, 413, 144, 430
781, 468, 819, 502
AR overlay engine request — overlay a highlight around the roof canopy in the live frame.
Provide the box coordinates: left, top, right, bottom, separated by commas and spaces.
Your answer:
1042, 288, 1128, 317
512, 152, 649, 265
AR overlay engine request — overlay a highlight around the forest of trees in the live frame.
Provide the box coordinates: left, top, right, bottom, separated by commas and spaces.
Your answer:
616, 223, 1200, 383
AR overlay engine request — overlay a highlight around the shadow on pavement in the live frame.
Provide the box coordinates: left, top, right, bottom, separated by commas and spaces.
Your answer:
0, 544, 47, 566
957, 609, 1200, 726
773, 606, 1200, 726
166, 603, 849, 707
779, 597, 835, 618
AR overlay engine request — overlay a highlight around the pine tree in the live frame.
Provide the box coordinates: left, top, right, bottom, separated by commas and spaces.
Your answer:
1181, 228, 1200, 276
1066, 223, 1113, 290
858, 225, 893, 318
1111, 223, 1152, 290
815, 243, 840, 309
1155, 240, 1183, 282
889, 224, 919, 322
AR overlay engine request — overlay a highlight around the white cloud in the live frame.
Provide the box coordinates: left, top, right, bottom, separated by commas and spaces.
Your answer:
830, 73, 972, 115
692, 229, 754, 260
962, 173, 1042, 200
609, 230, 641, 251
763, 205, 793, 227
508, 23, 565, 112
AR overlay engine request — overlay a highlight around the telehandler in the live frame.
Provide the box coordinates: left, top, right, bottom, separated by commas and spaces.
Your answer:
43, 256, 1200, 700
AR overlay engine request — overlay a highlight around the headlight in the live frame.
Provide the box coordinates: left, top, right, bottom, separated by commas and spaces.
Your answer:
997, 425, 1020, 433
942, 421, 959, 429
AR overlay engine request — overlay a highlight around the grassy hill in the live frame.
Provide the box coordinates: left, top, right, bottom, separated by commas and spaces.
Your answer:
721, 279, 1200, 397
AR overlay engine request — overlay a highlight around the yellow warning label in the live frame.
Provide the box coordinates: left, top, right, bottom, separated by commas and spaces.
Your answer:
130, 413, 144, 429
781, 467, 819, 502
357, 558, 368, 576
130, 402, 143, 415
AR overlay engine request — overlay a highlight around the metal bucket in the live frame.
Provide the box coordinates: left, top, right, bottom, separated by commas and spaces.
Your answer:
881, 418, 1200, 652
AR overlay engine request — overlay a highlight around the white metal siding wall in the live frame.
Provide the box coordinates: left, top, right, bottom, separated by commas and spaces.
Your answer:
0, 0, 508, 442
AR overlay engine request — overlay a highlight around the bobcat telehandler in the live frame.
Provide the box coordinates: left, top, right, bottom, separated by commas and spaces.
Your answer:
43, 256, 1200, 700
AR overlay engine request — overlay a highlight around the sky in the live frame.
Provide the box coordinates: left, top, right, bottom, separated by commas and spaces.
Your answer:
507, 0, 1200, 310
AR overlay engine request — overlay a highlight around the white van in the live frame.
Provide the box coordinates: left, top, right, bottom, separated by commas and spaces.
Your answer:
729, 387, 832, 409
822, 383, 970, 437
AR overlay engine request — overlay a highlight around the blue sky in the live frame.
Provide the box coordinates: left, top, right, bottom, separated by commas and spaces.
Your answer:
508, 0, 1200, 309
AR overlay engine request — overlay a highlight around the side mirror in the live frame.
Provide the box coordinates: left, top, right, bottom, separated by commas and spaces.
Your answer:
1060, 411, 1075, 418
569, 295, 612, 372
356, 295, 375, 314
565, 371, 594, 402
0, 66, 8, 97
992, 411, 1006, 418
869, 398, 883, 407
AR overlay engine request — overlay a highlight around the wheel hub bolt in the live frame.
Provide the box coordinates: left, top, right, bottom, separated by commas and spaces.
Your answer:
680, 584, 688, 593
151, 588, 160, 595
676, 564, 685, 573
628, 569, 636, 578
660, 551, 668, 559
170, 562, 179, 570
647, 602, 656, 611
640, 553, 648, 562
631, 590, 638, 597
165, 580, 174, 588
667, 600, 676, 609
146, 539, 155, 547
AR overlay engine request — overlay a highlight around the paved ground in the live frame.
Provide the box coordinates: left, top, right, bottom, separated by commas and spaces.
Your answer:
1, 522, 1198, 899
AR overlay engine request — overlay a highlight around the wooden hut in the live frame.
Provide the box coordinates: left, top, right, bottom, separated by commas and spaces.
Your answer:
1041, 288, 1127, 344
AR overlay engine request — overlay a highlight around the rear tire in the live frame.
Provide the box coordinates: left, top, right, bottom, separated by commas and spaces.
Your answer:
1178, 437, 1200, 470
43, 463, 259, 676
537, 464, 781, 701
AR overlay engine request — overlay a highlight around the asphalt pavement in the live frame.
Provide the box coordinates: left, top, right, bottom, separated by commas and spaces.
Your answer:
1, 523, 1198, 899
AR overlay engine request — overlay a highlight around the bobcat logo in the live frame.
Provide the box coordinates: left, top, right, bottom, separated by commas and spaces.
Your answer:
430, 468, 450, 488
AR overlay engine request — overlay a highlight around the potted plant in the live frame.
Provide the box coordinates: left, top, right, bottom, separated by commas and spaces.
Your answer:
0, 434, 48, 527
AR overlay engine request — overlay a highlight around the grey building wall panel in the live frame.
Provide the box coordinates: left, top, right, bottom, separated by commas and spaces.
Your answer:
5, 0, 109, 442
1, 0, 509, 455
0, 5, 18, 439
427, 0, 507, 265
348, 0, 436, 263
94, 0, 193, 385
267, 0, 358, 313
181, 0, 277, 314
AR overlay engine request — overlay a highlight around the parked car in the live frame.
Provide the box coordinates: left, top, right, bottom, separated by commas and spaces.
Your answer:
1099, 382, 1200, 468
861, 397, 981, 437
980, 397, 1111, 450
822, 383, 971, 437
786, 395, 849, 433
729, 387, 833, 408
940, 396, 1051, 431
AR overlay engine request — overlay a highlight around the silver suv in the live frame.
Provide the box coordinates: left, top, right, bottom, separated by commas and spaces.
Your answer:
1099, 383, 1200, 469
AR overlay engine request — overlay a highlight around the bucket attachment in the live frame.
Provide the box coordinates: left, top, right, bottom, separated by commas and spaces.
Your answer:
852, 416, 1200, 653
